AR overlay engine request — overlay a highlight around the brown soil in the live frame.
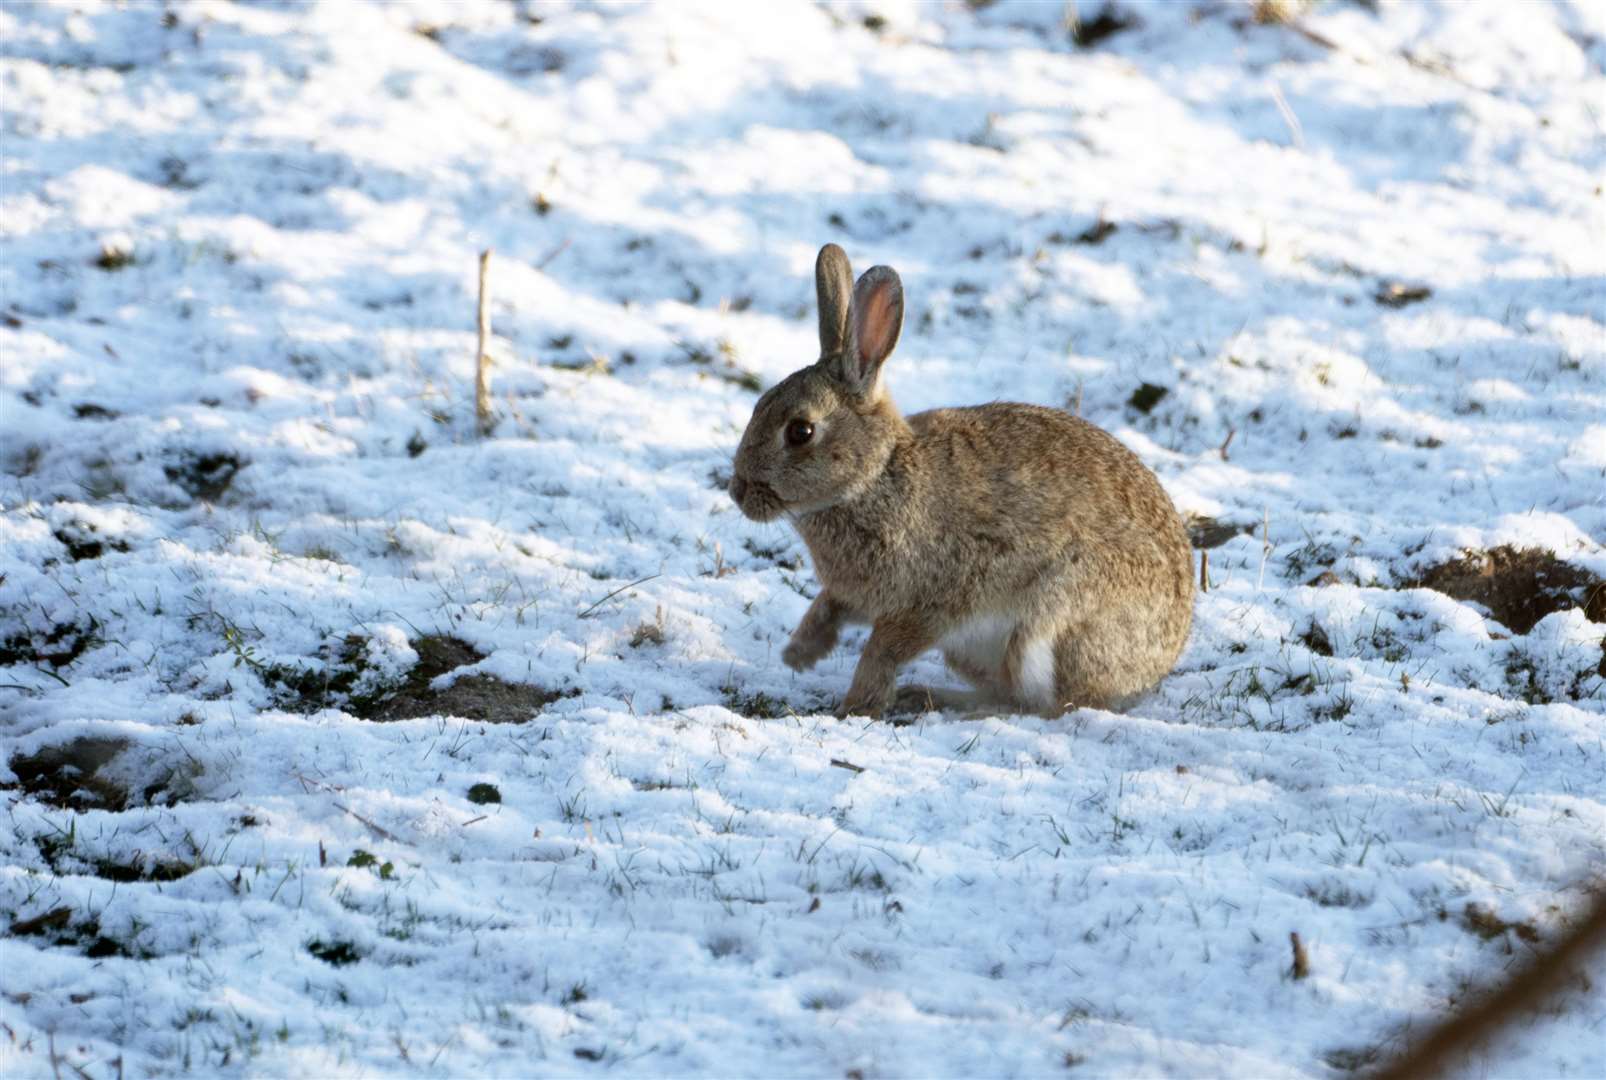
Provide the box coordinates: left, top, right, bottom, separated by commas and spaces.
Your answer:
1409, 546, 1605, 635
359, 635, 570, 723
6, 737, 130, 810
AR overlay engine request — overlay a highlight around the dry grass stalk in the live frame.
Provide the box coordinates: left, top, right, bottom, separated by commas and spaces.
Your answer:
475, 249, 493, 437
1290, 931, 1310, 979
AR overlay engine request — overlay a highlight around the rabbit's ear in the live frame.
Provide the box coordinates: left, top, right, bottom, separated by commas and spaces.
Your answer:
840, 266, 903, 397
816, 243, 854, 358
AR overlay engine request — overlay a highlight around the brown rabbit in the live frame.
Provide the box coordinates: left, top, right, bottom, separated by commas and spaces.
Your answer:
728, 243, 1193, 718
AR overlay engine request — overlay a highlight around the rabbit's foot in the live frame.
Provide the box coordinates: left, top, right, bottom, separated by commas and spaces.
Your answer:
834, 687, 889, 720
784, 592, 847, 671
782, 631, 833, 672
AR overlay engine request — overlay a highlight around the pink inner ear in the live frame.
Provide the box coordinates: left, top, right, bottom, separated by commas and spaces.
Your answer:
855, 286, 897, 371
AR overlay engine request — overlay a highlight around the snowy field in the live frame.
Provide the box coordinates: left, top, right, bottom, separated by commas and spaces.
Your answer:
3, 0, 1604, 1076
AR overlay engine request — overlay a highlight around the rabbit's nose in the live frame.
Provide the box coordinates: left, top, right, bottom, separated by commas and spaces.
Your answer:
728, 473, 748, 505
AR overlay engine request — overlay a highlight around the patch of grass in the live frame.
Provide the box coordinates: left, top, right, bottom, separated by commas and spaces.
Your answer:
1304, 880, 1372, 909
719, 682, 788, 719
742, 538, 804, 570
467, 782, 502, 805
1502, 648, 1552, 705
307, 939, 362, 966
348, 849, 396, 879
1409, 546, 1606, 634
1283, 537, 1345, 582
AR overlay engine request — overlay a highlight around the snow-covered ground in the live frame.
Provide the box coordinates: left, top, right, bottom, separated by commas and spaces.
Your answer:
3, 0, 1604, 1075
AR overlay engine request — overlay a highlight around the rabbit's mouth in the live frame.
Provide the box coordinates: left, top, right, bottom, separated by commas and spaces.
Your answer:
729, 473, 784, 522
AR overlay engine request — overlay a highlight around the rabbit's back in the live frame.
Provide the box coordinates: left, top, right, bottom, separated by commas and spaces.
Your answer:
908, 403, 1188, 558
904, 402, 1194, 706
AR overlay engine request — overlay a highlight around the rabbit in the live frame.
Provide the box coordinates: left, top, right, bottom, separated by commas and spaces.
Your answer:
728, 243, 1194, 718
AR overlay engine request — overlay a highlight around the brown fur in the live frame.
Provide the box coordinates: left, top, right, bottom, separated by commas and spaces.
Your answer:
729, 244, 1193, 718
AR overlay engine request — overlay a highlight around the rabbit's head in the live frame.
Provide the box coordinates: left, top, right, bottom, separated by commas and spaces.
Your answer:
730, 244, 905, 522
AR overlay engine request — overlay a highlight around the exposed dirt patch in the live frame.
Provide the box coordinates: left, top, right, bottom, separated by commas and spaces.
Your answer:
1460, 902, 1541, 945
359, 635, 572, 723
251, 633, 567, 721
164, 449, 244, 502
1072, 4, 1139, 48
719, 683, 791, 719
1409, 546, 1606, 634
7, 905, 140, 959
1127, 382, 1168, 414
34, 832, 199, 883
1374, 281, 1432, 308
54, 522, 130, 562
6, 737, 130, 810
308, 938, 362, 966
0, 617, 101, 668
1298, 621, 1334, 657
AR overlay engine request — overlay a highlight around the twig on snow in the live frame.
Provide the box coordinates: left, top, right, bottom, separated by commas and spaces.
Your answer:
1289, 931, 1311, 979
333, 800, 402, 843
475, 249, 494, 437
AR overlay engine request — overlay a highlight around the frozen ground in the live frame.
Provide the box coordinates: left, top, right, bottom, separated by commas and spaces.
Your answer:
2, 0, 1604, 1076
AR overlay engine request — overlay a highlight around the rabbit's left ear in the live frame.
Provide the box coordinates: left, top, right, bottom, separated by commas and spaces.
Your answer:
836, 266, 902, 398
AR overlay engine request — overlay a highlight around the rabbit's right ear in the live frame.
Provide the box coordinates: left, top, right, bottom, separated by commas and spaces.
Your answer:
815, 243, 854, 358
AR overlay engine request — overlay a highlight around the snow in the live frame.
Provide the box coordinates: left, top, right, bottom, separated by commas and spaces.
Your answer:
2, 0, 1603, 1076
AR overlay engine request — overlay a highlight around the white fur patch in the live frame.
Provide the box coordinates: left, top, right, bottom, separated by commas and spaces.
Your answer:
940, 616, 1057, 709
939, 614, 1013, 674
1015, 637, 1057, 710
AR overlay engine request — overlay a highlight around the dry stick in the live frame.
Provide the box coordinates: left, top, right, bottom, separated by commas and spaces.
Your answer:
535, 236, 570, 270
475, 249, 493, 437
1289, 931, 1311, 979
1369, 885, 1606, 1080
1268, 78, 1305, 149
1199, 550, 1210, 594
333, 800, 402, 843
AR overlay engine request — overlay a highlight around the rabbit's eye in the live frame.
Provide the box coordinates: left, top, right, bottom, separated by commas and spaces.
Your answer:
785, 419, 815, 447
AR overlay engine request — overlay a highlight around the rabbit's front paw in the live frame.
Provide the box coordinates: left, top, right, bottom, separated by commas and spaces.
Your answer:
783, 630, 833, 672
834, 688, 887, 720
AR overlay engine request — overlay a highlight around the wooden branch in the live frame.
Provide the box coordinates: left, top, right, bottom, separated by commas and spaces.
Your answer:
475, 249, 493, 437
